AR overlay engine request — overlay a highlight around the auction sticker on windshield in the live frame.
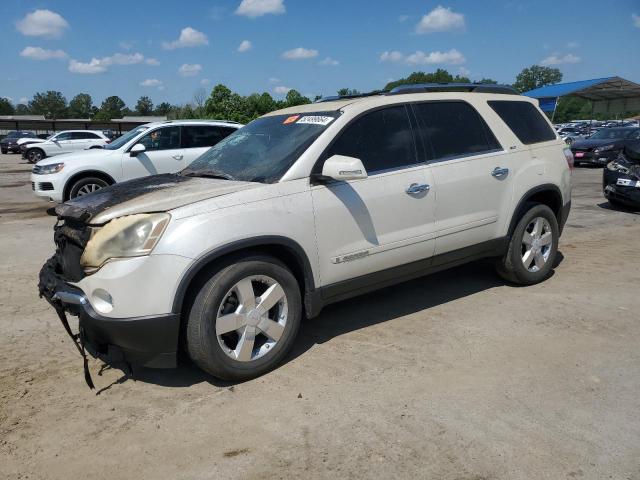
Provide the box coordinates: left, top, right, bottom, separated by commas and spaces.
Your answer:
296, 116, 334, 126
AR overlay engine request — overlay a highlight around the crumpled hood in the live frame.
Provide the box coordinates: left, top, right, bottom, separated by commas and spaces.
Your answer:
55, 173, 260, 224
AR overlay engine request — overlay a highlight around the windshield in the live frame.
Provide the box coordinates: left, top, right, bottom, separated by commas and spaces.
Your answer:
589, 128, 636, 140
181, 112, 339, 183
104, 126, 149, 150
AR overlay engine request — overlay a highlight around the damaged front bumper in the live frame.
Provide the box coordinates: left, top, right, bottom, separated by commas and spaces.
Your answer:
603, 160, 640, 208
39, 257, 180, 369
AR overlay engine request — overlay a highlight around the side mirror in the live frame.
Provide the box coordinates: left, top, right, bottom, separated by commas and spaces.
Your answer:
130, 143, 146, 156
320, 155, 368, 182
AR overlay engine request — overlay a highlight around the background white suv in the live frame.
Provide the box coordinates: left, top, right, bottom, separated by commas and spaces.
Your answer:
39, 85, 572, 385
23, 130, 110, 163
31, 120, 241, 201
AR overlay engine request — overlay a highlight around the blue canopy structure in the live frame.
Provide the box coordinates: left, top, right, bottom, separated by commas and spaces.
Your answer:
523, 76, 640, 116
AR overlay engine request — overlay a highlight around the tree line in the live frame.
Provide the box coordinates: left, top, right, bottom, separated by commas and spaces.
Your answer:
0, 65, 636, 123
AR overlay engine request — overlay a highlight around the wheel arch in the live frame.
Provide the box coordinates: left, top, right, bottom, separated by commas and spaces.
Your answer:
63, 170, 116, 201
172, 236, 318, 320
508, 184, 564, 238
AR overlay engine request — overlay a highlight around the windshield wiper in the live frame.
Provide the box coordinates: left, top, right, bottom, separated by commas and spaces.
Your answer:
181, 170, 236, 181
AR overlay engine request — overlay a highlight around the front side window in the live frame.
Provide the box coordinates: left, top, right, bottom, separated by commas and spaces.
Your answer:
181, 125, 234, 148
183, 112, 339, 183
104, 126, 148, 150
413, 101, 501, 160
326, 105, 417, 173
54, 132, 73, 141
137, 126, 181, 151
488, 100, 556, 145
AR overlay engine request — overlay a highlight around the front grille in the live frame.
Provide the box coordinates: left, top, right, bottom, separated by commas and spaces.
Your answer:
31, 182, 35, 191
38, 182, 54, 191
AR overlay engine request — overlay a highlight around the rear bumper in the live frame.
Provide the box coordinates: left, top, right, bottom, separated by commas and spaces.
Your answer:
572, 150, 617, 165
40, 262, 180, 368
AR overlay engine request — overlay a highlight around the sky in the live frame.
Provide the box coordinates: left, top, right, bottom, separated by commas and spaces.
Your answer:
1, 0, 639, 108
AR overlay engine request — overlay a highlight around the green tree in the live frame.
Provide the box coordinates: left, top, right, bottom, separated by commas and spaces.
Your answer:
68, 93, 93, 118
155, 102, 172, 116
337, 88, 361, 96
384, 69, 471, 90
513, 65, 562, 93
28, 91, 67, 119
135, 96, 154, 115
94, 96, 126, 120
204, 84, 251, 123
285, 89, 311, 107
16, 104, 30, 115
0, 97, 15, 115
476, 78, 498, 84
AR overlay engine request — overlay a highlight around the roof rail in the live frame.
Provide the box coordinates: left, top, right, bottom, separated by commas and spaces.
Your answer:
388, 83, 518, 95
314, 90, 387, 103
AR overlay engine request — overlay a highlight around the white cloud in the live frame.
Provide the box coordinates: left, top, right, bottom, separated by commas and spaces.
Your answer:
633, 14, 640, 28
200, 78, 211, 86
16, 9, 69, 38
415, 5, 465, 34
68, 52, 148, 74
380, 49, 466, 65
179, 63, 202, 77
269, 77, 280, 84
273, 85, 292, 95
318, 57, 339, 66
236, 0, 285, 18
380, 50, 404, 63
20, 46, 67, 60
119, 41, 133, 50
237, 40, 252, 52
140, 78, 163, 88
398, 15, 410, 23
458, 66, 471, 76
540, 53, 581, 66
19, 97, 28, 104
162, 27, 209, 50
145, 58, 160, 66
567, 41, 579, 49
282, 47, 319, 60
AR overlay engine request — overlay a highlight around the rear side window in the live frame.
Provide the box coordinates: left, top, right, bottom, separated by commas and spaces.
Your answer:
181, 125, 235, 148
488, 101, 556, 144
327, 105, 417, 173
413, 101, 501, 161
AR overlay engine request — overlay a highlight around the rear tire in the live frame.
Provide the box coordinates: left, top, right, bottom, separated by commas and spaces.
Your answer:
186, 255, 302, 381
67, 176, 109, 199
27, 148, 45, 163
496, 203, 559, 285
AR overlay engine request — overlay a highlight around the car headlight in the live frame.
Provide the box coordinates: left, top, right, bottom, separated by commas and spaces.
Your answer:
594, 144, 616, 153
33, 163, 64, 175
80, 213, 170, 268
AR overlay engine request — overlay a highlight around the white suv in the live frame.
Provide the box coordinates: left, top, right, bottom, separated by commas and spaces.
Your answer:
38, 85, 572, 385
23, 130, 110, 163
30, 120, 241, 201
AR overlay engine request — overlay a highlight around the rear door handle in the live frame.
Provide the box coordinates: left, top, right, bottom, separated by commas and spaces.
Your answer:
406, 183, 430, 195
491, 167, 509, 178
172, 154, 184, 160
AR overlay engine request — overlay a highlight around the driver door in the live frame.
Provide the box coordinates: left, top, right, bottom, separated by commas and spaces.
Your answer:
122, 126, 186, 179
50, 132, 74, 154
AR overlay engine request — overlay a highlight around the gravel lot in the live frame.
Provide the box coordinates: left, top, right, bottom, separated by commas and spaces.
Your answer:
1, 152, 639, 480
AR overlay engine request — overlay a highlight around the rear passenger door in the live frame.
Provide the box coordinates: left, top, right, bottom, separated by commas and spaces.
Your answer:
311, 105, 436, 287
412, 101, 510, 255
181, 125, 236, 167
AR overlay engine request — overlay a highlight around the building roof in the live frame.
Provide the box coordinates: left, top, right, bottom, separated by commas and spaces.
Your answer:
110, 116, 168, 123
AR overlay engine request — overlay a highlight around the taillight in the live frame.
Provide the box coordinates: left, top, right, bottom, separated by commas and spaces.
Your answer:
563, 147, 574, 171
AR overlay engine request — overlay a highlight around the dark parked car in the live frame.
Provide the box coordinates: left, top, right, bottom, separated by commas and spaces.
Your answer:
603, 142, 640, 209
1, 131, 37, 154
571, 127, 640, 167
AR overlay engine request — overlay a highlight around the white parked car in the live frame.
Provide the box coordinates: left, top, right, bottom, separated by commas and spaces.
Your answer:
23, 130, 111, 163
39, 85, 572, 384
30, 120, 242, 201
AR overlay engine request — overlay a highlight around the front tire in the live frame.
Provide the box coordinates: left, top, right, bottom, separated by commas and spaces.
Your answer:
27, 148, 45, 163
496, 204, 559, 285
186, 256, 302, 381
67, 176, 109, 199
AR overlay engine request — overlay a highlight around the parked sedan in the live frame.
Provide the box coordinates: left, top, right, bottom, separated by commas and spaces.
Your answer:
1, 131, 37, 154
571, 127, 640, 167
557, 127, 584, 145
23, 130, 110, 163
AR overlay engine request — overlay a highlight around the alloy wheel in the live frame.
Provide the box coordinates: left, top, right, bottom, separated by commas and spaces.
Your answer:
76, 183, 104, 197
521, 217, 553, 272
215, 275, 288, 362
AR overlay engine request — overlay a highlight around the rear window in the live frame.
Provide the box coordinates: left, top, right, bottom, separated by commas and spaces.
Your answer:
488, 101, 556, 145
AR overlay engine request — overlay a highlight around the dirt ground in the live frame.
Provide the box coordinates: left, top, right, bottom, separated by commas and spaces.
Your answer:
0, 152, 639, 480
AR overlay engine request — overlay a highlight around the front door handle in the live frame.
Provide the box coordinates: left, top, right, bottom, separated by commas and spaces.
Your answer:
491, 167, 509, 178
406, 183, 430, 195
172, 154, 184, 160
